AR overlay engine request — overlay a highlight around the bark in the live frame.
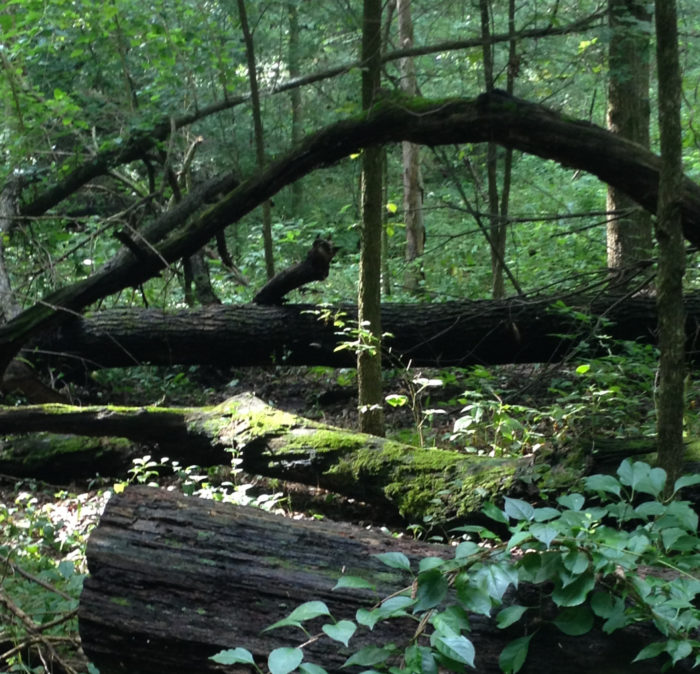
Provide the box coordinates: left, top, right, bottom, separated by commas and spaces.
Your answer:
78, 486, 691, 674
35, 294, 700, 371
287, 2, 304, 216
6, 93, 700, 376
654, 0, 686, 484
606, 0, 653, 277
0, 393, 526, 525
358, 0, 385, 436
253, 238, 337, 305
397, 0, 425, 293
237, 0, 275, 279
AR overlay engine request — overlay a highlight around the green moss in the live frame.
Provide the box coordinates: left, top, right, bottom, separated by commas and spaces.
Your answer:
110, 597, 131, 607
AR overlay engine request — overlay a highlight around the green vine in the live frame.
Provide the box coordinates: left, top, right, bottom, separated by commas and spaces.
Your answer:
211, 459, 700, 673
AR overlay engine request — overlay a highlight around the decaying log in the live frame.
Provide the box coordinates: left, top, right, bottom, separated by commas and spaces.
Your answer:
78, 486, 689, 674
35, 293, 700, 372
0, 394, 526, 525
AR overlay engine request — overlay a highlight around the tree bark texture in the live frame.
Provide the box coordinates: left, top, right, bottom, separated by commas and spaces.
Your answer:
654, 0, 686, 484
6, 93, 700, 374
397, 0, 425, 293
358, 0, 386, 436
78, 486, 691, 674
606, 0, 653, 275
35, 294, 700, 372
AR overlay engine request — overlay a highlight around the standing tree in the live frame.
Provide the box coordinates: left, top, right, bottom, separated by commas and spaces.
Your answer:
357, 0, 385, 436
287, 2, 304, 217
397, 0, 425, 294
237, 0, 275, 279
606, 0, 653, 284
654, 0, 685, 484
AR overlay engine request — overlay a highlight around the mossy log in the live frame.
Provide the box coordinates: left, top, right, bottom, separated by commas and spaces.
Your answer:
0, 393, 531, 524
78, 486, 688, 674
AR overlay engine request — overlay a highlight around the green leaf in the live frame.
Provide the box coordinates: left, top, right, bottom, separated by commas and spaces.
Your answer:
478, 564, 518, 602
632, 641, 667, 662
617, 460, 666, 496
268, 648, 303, 674
322, 620, 356, 647
667, 639, 693, 665
418, 556, 446, 572
343, 645, 394, 668
584, 474, 621, 497
481, 501, 509, 525
552, 572, 595, 607
299, 663, 329, 674
455, 541, 480, 559
404, 644, 438, 674
498, 634, 533, 674
414, 568, 449, 612
433, 635, 475, 668
557, 493, 585, 511
333, 575, 376, 591
503, 497, 535, 522
431, 605, 470, 637
562, 550, 589, 574
530, 523, 558, 549
210, 647, 255, 665
533, 506, 560, 522
263, 601, 331, 632
375, 551, 411, 572
552, 605, 594, 636
673, 474, 700, 493
456, 580, 492, 616
496, 605, 528, 629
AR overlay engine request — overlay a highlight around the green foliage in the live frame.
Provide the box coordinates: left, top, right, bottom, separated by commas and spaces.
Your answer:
0, 483, 107, 672
212, 460, 700, 673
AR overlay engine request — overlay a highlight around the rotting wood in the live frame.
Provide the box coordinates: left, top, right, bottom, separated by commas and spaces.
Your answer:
78, 486, 691, 674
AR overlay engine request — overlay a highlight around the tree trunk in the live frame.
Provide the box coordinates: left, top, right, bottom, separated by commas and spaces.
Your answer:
0, 393, 527, 525
35, 293, 700, 371
397, 0, 425, 294
78, 486, 692, 674
479, 0, 507, 300
237, 0, 275, 279
606, 0, 653, 280
654, 0, 686, 484
287, 2, 303, 216
358, 0, 385, 436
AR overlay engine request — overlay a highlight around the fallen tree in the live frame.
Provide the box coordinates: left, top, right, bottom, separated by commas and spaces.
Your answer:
32, 292, 700, 371
78, 486, 690, 674
5, 92, 700, 375
0, 394, 526, 524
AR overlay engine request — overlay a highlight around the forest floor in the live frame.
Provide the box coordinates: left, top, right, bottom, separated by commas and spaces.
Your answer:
0, 359, 638, 673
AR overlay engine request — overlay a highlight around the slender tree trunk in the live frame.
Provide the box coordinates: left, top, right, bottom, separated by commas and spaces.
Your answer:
287, 2, 303, 217
358, 0, 385, 436
0, 178, 20, 323
397, 0, 425, 294
606, 0, 653, 282
654, 0, 685, 484
237, 0, 275, 279
479, 0, 507, 299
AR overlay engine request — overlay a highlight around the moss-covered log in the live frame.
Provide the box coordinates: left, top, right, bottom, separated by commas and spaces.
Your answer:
0, 393, 529, 524
78, 486, 688, 674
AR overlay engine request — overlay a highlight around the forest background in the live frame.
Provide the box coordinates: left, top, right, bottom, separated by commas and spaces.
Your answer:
1, 0, 700, 673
